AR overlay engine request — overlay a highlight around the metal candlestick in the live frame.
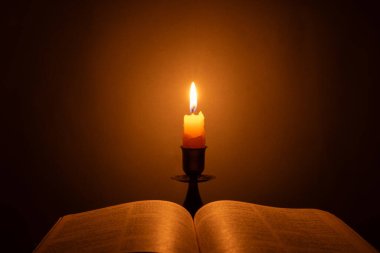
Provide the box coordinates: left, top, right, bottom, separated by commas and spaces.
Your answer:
171, 146, 214, 216
181, 146, 207, 178
171, 175, 215, 217
183, 180, 203, 217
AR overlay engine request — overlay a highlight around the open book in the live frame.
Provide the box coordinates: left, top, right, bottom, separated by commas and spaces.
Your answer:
34, 200, 377, 253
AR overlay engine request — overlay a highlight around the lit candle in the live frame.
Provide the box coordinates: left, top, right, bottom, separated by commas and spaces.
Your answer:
183, 82, 206, 148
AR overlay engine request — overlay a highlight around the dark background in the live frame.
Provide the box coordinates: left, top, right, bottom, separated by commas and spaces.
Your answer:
2, 0, 379, 252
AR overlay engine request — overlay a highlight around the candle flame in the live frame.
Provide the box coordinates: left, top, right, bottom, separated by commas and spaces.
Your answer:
190, 82, 197, 113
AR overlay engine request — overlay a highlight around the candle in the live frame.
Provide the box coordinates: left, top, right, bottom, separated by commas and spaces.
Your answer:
183, 82, 206, 148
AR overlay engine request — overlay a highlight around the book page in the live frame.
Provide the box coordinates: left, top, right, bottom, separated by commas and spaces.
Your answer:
34, 200, 198, 253
194, 200, 377, 253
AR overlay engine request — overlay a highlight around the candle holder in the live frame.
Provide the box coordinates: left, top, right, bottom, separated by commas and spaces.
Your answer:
181, 146, 207, 178
172, 146, 214, 216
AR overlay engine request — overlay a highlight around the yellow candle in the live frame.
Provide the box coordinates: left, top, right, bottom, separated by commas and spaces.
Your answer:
183, 82, 206, 148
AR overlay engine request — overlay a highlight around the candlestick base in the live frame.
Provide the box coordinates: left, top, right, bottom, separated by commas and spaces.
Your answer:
171, 174, 215, 183
181, 146, 207, 178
